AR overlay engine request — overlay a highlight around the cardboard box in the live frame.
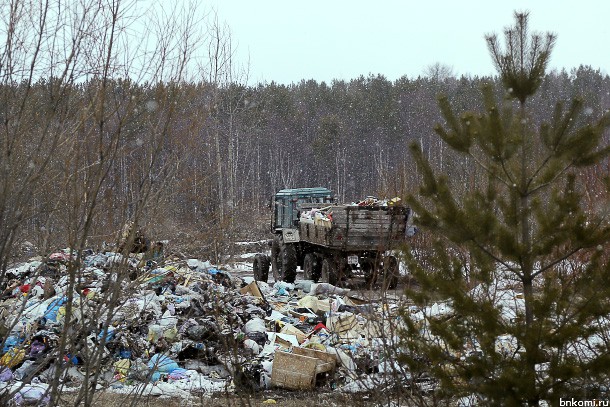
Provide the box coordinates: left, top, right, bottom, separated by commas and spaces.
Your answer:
240, 281, 263, 299
279, 323, 307, 344
270, 348, 337, 390
274, 333, 299, 349
326, 313, 358, 336
271, 350, 318, 390
292, 347, 337, 374
314, 218, 332, 228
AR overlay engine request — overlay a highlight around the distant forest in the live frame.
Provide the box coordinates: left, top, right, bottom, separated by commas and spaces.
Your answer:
8, 66, 610, 255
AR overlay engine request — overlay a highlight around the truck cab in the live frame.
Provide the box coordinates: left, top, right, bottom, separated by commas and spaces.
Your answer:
251, 188, 333, 284
272, 187, 334, 231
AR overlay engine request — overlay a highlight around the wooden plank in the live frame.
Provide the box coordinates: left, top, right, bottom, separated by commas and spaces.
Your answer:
336, 228, 405, 235
332, 214, 403, 222
300, 231, 406, 247
344, 219, 395, 225
330, 206, 408, 214
332, 215, 394, 221
343, 225, 400, 232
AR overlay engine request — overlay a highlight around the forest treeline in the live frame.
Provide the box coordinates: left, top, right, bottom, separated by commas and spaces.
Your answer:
8, 66, 610, 257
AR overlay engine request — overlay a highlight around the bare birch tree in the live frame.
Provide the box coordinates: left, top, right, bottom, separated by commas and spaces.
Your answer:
0, 1, 207, 405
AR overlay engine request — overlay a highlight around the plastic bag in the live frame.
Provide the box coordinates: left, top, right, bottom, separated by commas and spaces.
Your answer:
244, 317, 266, 334
310, 283, 350, 296
148, 354, 179, 373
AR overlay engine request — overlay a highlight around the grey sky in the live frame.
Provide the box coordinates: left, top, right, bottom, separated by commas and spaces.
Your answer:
209, 0, 609, 85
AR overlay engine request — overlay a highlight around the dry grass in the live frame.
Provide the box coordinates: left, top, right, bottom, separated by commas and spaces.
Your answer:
57, 390, 389, 407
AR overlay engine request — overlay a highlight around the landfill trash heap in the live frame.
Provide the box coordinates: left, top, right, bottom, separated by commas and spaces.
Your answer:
0, 247, 419, 405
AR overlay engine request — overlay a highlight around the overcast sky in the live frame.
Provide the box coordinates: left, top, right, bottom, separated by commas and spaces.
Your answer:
207, 0, 609, 85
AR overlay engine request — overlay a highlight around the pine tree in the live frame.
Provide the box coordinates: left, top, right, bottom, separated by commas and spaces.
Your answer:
400, 12, 610, 406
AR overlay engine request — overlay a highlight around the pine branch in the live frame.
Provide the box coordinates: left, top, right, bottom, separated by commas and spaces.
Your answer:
532, 247, 584, 279
470, 238, 522, 278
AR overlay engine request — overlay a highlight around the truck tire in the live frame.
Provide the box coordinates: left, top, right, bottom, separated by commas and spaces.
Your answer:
382, 255, 400, 290
313, 254, 323, 281
303, 253, 321, 282
303, 253, 315, 281
361, 258, 377, 287
253, 254, 270, 282
281, 243, 298, 283
320, 258, 338, 285
271, 236, 281, 281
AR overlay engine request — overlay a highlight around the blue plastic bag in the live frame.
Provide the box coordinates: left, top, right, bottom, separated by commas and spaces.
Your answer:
148, 354, 179, 373
43, 296, 67, 322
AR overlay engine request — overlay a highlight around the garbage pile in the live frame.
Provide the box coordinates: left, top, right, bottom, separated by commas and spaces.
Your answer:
299, 196, 405, 228
352, 196, 403, 207
0, 247, 413, 404
299, 207, 333, 226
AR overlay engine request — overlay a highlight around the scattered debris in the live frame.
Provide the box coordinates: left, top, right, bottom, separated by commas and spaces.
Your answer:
0, 244, 416, 402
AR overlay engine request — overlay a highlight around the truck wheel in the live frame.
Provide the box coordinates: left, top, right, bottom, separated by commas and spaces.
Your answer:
361, 258, 377, 287
303, 253, 316, 281
271, 237, 281, 281
382, 255, 400, 290
320, 258, 337, 285
313, 254, 323, 282
253, 254, 270, 282
281, 243, 297, 283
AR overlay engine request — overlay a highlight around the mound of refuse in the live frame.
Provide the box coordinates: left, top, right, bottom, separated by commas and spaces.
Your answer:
0, 247, 414, 405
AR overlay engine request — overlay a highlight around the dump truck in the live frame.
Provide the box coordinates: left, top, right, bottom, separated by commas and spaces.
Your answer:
252, 187, 411, 289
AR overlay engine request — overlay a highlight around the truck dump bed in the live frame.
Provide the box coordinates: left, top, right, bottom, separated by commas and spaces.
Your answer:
298, 204, 410, 251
